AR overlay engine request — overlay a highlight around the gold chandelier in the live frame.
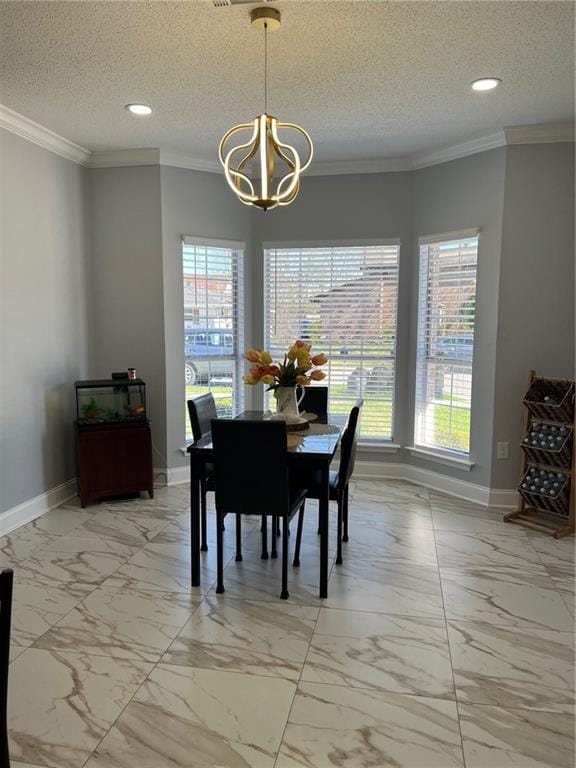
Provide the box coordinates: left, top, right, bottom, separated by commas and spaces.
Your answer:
219, 7, 313, 211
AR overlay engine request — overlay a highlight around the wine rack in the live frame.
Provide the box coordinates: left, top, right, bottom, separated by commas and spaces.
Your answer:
504, 370, 575, 538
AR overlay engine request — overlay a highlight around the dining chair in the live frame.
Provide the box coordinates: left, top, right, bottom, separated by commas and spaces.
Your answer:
0, 569, 14, 768
270, 385, 330, 541
293, 398, 363, 567
187, 394, 218, 551
211, 419, 307, 599
299, 386, 328, 418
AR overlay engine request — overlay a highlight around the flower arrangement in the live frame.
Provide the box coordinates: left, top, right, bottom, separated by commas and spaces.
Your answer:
242, 340, 327, 391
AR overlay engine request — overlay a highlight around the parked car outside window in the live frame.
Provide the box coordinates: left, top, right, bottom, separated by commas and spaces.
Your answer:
185, 328, 234, 385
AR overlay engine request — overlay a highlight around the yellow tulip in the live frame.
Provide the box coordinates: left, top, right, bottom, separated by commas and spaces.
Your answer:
287, 345, 298, 361
245, 349, 260, 363
259, 350, 272, 365
295, 347, 310, 362
261, 374, 275, 385
242, 374, 258, 385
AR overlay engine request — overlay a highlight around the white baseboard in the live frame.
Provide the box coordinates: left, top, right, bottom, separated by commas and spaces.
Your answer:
354, 460, 517, 509
158, 459, 517, 509
154, 466, 189, 487
0, 479, 77, 536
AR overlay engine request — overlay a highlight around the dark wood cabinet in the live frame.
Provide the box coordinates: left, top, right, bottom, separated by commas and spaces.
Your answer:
75, 422, 154, 507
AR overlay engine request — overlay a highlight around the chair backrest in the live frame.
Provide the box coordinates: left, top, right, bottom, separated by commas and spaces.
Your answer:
300, 386, 328, 418
337, 399, 363, 490
187, 393, 217, 443
0, 569, 13, 767
211, 419, 290, 517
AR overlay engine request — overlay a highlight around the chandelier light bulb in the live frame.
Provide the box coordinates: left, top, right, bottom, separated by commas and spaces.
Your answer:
219, 7, 313, 210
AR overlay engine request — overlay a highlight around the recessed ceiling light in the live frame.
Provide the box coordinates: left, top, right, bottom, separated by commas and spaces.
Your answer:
125, 103, 152, 116
471, 78, 502, 92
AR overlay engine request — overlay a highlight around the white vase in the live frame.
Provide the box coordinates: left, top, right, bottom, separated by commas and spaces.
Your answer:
275, 385, 305, 416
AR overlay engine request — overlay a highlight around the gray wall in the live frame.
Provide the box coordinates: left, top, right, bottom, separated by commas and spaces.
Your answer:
89, 166, 167, 465
411, 148, 507, 487
0, 129, 92, 514
159, 166, 251, 469
492, 143, 575, 488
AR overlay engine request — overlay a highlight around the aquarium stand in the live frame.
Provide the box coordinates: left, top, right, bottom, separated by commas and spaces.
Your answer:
74, 378, 153, 507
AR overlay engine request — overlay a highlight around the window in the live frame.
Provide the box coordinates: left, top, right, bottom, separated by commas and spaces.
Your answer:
264, 243, 400, 441
414, 233, 479, 455
182, 237, 244, 440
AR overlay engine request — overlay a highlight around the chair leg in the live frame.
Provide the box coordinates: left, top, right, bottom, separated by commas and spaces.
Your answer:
271, 517, 278, 559
261, 515, 269, 559
276, 516, 281, 537
343, 484, 350, 542
216, 510, 225, 594
293, 502, 305, 567
336, 496, 343, 565
235, 513, 243, 562
280, 514, 289, 599
200, 481, 208, 552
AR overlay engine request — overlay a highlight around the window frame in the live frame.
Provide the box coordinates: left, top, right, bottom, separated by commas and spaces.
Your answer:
412, 229, 479, 461
263, 238, 402, 445
181, 235, 245, 441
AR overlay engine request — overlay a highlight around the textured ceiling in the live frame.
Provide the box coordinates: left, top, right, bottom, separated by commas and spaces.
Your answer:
0, 0, 574, 163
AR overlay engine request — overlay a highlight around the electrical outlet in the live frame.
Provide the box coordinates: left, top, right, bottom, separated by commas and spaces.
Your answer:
496, 442, 509, 459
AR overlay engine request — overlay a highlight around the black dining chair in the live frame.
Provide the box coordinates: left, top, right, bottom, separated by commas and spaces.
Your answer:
0, 569, 14, 768
270, 385, 330, 542
211, 419, 307, 599
299, 386, 328, 419
187, 394, 218, 551
293, 399, 363, 567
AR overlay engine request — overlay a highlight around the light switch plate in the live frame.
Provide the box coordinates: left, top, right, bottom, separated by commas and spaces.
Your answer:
496, 442, 509, 459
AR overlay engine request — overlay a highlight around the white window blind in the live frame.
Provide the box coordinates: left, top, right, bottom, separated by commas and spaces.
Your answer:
182, 238, 244, 440
264, 244, 400, 441
414, 234, 479, 455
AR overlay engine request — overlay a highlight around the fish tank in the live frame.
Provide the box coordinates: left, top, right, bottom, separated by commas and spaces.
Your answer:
75, 379, 147, 425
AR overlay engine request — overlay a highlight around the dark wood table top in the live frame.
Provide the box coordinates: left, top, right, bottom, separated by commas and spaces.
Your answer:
187, 410, 342, 461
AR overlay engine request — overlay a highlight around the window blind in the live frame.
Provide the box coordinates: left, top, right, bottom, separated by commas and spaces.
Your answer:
182, 239, 244, 440
264, 244, 400, 441
414, 234, 479, 455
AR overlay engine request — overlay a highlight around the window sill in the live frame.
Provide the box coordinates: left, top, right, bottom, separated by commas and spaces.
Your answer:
358, 442, 401, 453
406, 446, 474, 471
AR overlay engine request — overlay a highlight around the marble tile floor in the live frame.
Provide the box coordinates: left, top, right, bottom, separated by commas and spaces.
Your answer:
1, 479, 574, 768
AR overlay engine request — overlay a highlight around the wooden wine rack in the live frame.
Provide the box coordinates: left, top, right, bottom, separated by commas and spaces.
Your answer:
504, 370, 575, 538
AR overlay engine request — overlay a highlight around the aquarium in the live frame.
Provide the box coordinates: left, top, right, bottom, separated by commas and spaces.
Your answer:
75, 379, 147, 425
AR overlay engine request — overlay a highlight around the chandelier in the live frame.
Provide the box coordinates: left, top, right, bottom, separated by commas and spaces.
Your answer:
219, 7, 313, 211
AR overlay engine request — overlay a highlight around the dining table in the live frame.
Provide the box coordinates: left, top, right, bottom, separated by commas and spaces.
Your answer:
187, 410, 342, 598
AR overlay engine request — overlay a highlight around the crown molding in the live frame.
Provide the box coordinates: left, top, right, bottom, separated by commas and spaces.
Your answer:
159, 150, 222, 174
412, 131, 506, 170
88, 148, 161, 168
307, 156, 412, 175
504, 121, 575, 145
0, 104, 91, 165
1, 104, 574, 175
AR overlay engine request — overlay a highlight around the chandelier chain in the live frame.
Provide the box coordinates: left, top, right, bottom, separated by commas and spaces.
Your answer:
264, 22, 268, 114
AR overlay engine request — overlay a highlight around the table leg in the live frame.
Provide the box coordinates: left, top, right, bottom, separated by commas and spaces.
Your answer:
190, 454, 201, 587
319, 464, 329, 599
